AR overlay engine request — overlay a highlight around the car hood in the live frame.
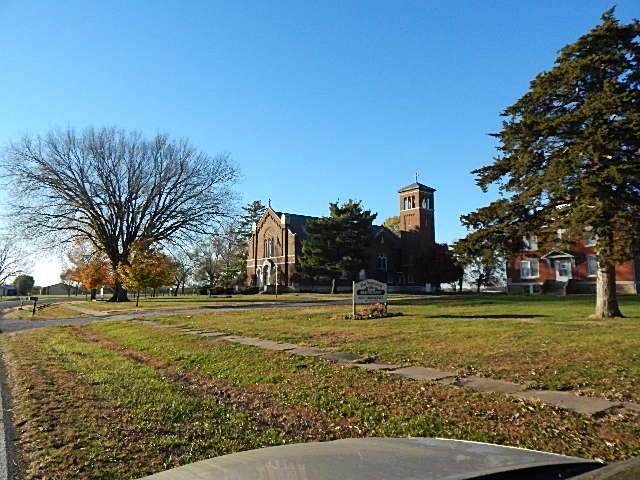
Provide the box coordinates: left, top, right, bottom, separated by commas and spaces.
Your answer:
140, 437, 603, 480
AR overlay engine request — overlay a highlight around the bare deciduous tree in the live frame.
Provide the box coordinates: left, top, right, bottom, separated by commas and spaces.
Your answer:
0, 238, 25, 297
3, 127, 238, 301
168, 249, 196, 296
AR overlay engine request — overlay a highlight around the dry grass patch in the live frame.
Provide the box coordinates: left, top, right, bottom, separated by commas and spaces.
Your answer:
3, 303, 87, 321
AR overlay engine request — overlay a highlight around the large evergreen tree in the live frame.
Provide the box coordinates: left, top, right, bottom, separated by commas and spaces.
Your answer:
300, 200, 377, 293
459, 9, 640, 318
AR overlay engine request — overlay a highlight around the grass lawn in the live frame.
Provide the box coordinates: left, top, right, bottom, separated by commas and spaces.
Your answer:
68, 292, 352, 312
2, 320, 639, 479
149, 294, 640, 403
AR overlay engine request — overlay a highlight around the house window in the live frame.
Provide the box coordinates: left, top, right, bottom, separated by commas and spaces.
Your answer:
584, 231, 597, 247
520, 259, 539, 279
587, 255, 598, 277
522, 234, 538, 251
377, 255, 387, 272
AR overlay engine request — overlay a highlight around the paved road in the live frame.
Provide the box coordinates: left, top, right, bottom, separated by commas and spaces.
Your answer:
0, 300, 351, 334
0, 296, 80, 310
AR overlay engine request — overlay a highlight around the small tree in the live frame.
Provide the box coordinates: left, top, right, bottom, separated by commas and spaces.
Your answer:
0, 238, 25, 297
13, 275, 35, 296
169, 251, 195, 296
214, 227, 247, 288
382, 216, 400, 234
420, 244, 464, 291
117, 241, 176, 306
300, 200, 376, 293
455, 245, 505, 293
76, 256, 112, 300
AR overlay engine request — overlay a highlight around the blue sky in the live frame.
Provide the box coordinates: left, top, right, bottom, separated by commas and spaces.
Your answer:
1, 0, 638, 284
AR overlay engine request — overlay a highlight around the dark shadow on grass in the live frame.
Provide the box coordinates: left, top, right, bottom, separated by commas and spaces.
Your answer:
421, 314, 549, 319
392, 298, 499, 307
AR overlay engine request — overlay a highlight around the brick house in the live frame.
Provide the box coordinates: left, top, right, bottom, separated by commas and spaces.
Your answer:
246, 182, 437, 291
507, 231, 640, 294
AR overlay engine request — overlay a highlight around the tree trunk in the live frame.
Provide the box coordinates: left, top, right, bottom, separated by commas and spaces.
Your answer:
330, 278, 336, 294
136, 291, 140, 307
173, 285, 178, 297
90, 289, 97, 301
593, 260, 623, 318
108, 280, 129, 302
476, 280, 481, 293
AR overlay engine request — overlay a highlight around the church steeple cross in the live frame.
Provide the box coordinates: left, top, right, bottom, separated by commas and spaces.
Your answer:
415, 171, 420, 183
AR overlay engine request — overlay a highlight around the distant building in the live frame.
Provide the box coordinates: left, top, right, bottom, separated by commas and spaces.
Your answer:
0, 285, 17, 296
507, 231, 639, 294
40, 282, 75, 295
246, 181, 438, 291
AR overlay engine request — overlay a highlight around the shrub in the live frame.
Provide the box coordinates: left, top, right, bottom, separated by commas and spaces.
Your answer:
240, 286, 260, 295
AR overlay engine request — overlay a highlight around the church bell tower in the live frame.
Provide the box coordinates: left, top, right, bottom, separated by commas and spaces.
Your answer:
398, 181, 436, 284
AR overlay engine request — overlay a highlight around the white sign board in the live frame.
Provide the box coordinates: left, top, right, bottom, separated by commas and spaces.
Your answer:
353, 279, 388, 305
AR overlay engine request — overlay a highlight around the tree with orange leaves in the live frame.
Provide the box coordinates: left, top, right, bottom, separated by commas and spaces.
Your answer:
64, 242, 112, 300
76, 257, 112, 300
117, 240, 176, 306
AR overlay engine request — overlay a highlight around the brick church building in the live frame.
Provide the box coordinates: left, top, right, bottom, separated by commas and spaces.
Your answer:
246, 182, 437, 291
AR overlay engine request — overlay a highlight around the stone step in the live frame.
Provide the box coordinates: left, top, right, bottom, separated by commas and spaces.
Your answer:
388, 366, 457, 382
510, 390, 620, 416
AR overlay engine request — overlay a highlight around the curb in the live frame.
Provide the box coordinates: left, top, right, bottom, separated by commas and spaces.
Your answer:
0, 348, 20, 479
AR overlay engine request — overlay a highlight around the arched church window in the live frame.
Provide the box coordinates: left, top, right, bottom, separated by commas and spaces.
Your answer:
377, 255, 387, 271
264, 237, 275, 258
412, 196, 416, 208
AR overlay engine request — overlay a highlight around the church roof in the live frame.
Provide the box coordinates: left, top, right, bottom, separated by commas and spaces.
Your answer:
278, 212, 319, 240
274, 210, 396, 240
398, 182, 436, 193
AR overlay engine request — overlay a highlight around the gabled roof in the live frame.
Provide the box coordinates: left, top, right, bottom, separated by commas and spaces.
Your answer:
280, 212, 320, 240
257, 207, 393, 241
398, 182, 436, 193
541, 250, 574, 259
373, 225, 400, 241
